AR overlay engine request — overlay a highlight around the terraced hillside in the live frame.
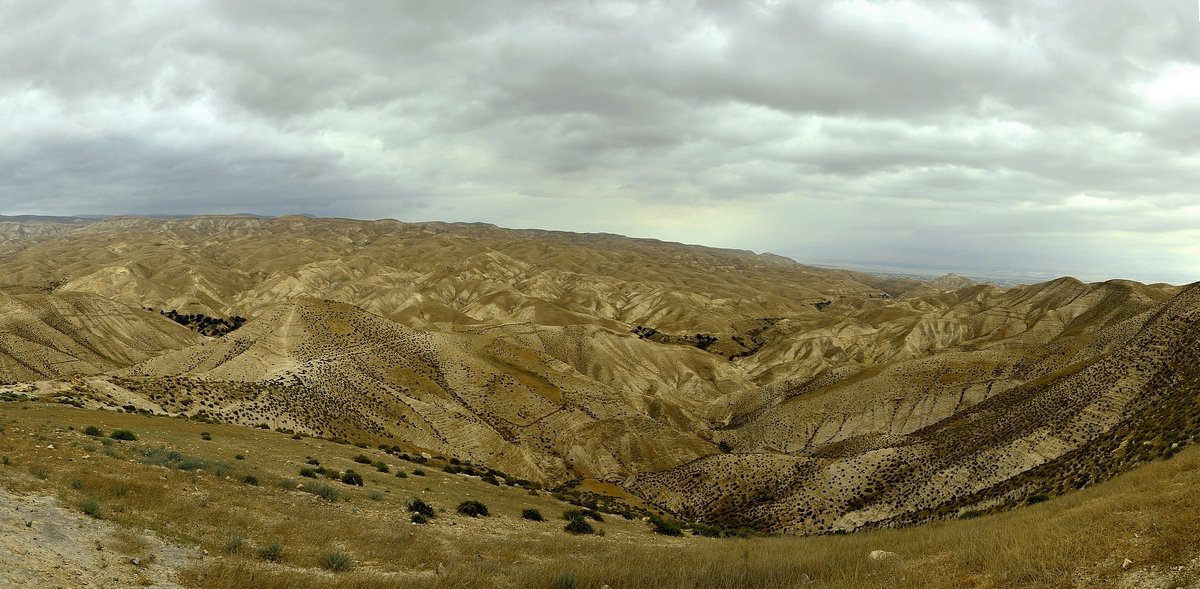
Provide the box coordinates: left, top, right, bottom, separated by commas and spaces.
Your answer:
0, 214, 1193, 536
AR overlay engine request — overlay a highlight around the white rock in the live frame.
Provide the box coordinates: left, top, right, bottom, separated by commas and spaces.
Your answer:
869, 550, 900, 561
1122, 558, 1133, 570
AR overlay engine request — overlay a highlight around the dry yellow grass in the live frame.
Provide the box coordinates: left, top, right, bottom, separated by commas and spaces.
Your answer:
2, 402, 1199, 589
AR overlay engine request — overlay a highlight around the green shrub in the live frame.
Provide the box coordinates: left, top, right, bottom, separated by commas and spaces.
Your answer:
234, 454, 245, 460
340, 470, 364, 486
395, 471, 408, 479
522, 508, 544, 521
242, 475, 259, 486
1026, 494, 1049, 505
481, 474, 500, 486
650, 515, 682, 536
564, 515, 594, 535
305, 457, 320, 466
352, 454, 372, 464
299, 468, 317, 478
407, 498, 435, 518
200, 432, 212, 441
411, 512, 429, 524
411, 468, 426, 476
457, 500, 489, 517
110, 430, 137, 441
374, 461, 390, 473
324, 551, 354, 572
368, 490, 384, 501
70, 479, 83, 490
257, 542, 284, 562
84, 426, 103, 436
553, 574, 578, 589
225, 536, 244, 554
78, 497, 101, 518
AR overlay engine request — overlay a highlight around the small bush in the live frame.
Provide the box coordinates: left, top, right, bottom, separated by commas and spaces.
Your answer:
114, 483, 129, 497
411, 513, 429, 524
522, 508, 544, 521
395, 471, 408, 479
481, 474, 500, 486
457, 500, 489, 517
411, 468, 426, 476
225, 536, 244, 554
30, 466, 48, 479
234, 454, 245, 460
324, 551, 354, 572
78, 497, 101, 518
84, 426, 103, 436
305, 457, 320, 466
299, 468, 317, 478
71, 479, 83, 490
1026, 494, 1049, 505
242, 475, 259, 486
257, 542, 284, 562
564, 516, 594, 535
374, 461, 390, 473
408, 498, 435, 518
341, 470, 364, 486
353, 454, 372, 464
368, 490, 384, 501
959, 510, 985, 520
650, 516, 682, 536
200, 432, 212, 441
553, 574, 578, 589
110, 430, 138, 441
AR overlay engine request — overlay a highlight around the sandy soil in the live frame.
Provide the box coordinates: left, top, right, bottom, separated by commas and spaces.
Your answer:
0, 485, 197, 589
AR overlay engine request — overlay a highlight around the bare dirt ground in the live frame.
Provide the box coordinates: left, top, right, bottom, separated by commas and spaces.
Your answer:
0, 485, 196, 589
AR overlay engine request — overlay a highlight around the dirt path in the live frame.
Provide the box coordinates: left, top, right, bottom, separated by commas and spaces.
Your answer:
0, 485, 197, 589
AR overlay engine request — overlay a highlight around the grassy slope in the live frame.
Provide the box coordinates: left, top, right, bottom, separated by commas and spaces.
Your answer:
2, 402, 1198, 589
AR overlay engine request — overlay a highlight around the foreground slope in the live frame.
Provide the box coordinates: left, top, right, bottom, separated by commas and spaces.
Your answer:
2, 401, 1199, 589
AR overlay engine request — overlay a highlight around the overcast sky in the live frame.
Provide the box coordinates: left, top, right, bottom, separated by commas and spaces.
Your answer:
1, 1, 1198, 283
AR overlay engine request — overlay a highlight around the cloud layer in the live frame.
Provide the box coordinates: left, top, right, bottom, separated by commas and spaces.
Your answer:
1, 0, 1197, 283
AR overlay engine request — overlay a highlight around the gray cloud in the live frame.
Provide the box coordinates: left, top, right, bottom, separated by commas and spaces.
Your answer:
0, 0, 1197, 283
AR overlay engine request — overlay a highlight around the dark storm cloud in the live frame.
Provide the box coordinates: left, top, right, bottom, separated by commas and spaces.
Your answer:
0, 0, 1196, 282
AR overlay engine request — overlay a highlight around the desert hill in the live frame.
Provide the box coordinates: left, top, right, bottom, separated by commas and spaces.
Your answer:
0, 214, 1194, 536
0, 291, 201, 383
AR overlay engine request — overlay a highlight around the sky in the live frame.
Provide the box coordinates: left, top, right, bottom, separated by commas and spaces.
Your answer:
1, 1, 1198, 284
